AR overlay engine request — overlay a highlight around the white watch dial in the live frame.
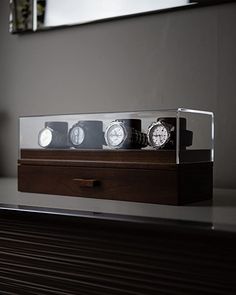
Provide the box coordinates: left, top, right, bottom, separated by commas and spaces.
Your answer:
106, 124, 125, 147
70, 126, 85, 146
38, 128, 53, 147
149, 123, 169, 148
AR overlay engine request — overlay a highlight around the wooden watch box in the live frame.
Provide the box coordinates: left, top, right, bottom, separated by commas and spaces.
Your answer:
18, 109, 214, 205
18, 149, 213, 205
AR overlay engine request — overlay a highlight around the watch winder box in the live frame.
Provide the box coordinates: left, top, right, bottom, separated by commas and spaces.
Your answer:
18, 109, 214, 205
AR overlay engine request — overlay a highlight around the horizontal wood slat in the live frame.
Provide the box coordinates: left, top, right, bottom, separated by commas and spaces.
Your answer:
20, 149, 212, 164
0, 211, 235, 294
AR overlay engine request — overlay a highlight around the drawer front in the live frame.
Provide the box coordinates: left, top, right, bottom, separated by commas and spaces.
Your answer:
18, 165, 178, 204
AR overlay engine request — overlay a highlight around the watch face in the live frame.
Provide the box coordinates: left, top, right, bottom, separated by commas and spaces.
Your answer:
105, 122, 126, 148
148, 122, 170, 148
38, 128, 53, 148
70, 126, 85, 146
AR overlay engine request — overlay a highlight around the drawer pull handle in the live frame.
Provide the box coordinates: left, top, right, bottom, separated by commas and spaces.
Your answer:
73, 178, 100, 188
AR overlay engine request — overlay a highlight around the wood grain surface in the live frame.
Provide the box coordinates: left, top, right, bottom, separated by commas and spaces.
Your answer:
0, 210, 235, 294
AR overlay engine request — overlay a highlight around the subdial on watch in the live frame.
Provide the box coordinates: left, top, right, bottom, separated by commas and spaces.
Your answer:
107, 124, 125, 147
38, 128, 53, 148
70, 126, 85, 146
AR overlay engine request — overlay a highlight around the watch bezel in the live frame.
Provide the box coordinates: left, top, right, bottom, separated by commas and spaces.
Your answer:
104, 121, 128, 149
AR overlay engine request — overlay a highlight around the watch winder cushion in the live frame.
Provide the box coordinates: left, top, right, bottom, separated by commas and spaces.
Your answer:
38, 121, 68, 149
69, 120, 104, 149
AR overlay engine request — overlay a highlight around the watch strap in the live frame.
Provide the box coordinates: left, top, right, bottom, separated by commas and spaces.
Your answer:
122, 128, 147, 149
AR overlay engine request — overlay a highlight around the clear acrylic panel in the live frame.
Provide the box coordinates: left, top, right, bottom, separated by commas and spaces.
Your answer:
19, 109, 214, 164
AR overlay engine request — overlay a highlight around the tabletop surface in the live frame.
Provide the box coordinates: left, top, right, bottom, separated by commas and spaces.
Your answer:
0, 177, 236, 232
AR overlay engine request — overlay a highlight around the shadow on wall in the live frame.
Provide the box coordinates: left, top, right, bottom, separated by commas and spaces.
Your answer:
0, 112, 10, 176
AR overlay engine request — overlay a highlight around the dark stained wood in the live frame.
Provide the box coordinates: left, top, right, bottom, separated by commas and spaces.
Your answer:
0, 209, 235, 294
21, 148, 176, 163
18, 158, 177, 170
178, 162, 213, 204
18, 149, 213, 205
18, 164, 179, 204
20, 148, 211, 164
73, 178, 100, 188
18, 163, 213, 205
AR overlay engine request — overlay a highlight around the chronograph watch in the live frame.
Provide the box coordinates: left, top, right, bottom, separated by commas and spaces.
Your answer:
105, 119, 147, 149
147, 117, 193, 150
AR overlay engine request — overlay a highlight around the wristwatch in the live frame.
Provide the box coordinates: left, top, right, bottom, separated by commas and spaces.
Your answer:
38, 121, 68, 149
69, 120, 104, 149
104, 119, 147, 149
147, 117, 193, 150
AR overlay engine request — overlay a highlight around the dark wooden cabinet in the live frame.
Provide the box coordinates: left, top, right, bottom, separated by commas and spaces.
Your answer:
0, 209, 235, 294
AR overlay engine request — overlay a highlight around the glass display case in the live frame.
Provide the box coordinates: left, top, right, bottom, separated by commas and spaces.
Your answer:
19, 108, 214, 164
18, 109, 214, 205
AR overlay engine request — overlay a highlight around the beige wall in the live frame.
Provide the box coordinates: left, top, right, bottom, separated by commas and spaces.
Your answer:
0, 1, 236, 188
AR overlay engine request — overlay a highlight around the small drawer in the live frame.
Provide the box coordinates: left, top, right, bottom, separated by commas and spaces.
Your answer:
18, 164, 178, 204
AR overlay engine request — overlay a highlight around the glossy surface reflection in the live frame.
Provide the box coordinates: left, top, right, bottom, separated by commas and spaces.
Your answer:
10, 0, 235, 33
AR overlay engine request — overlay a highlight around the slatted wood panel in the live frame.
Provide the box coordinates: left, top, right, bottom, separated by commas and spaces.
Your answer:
0, 211, 235, 294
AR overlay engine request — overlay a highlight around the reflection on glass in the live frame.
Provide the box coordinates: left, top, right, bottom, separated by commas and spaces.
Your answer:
10, 0, 230, 34
43, 0, 189, 27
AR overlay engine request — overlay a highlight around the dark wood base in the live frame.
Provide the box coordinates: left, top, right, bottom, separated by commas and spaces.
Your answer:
18, 149, 213, 205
